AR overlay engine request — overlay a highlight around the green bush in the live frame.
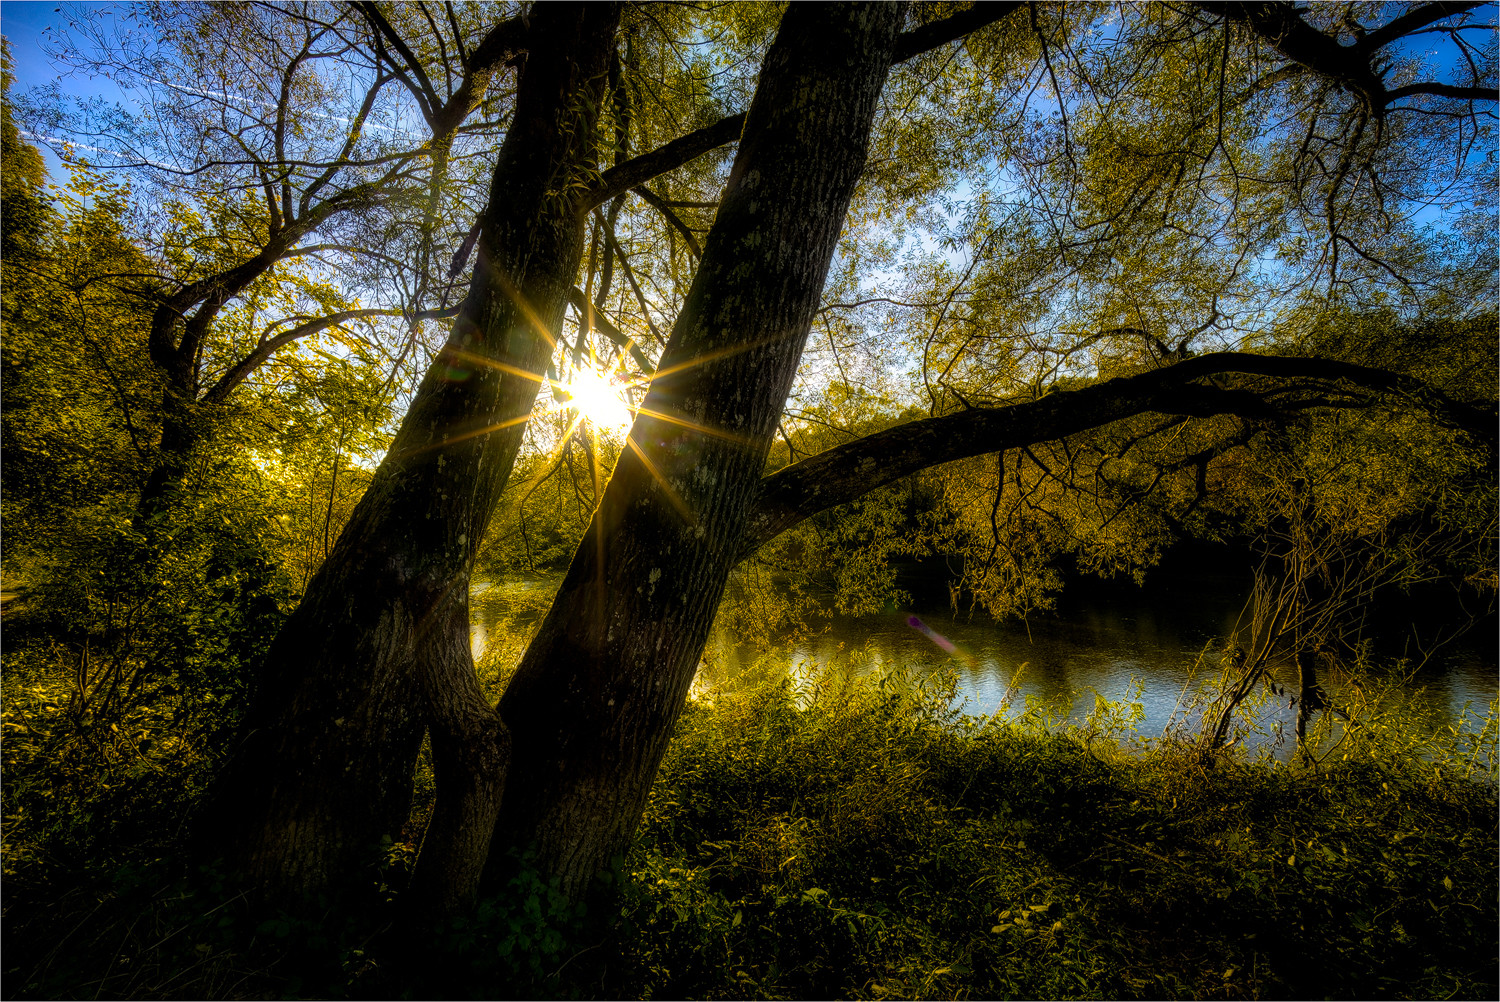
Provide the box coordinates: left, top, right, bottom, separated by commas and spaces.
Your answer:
3, 649, 1494, 1000
609, 655, 1499, 1000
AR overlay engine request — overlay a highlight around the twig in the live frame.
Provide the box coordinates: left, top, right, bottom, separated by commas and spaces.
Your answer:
1099, 832, 1190, 871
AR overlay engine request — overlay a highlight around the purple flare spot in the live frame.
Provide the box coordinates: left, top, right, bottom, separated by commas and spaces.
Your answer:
907, 614, 958, 655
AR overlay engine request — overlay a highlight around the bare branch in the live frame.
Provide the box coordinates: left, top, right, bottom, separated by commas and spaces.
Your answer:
203, 304, 459, 403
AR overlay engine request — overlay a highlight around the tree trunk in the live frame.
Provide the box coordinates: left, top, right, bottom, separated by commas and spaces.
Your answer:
1295, 647, 1334, 757
405, 584, 509, 916
486, 1, 906, 900
133, 384, 206, 529
199, 1, 621, 905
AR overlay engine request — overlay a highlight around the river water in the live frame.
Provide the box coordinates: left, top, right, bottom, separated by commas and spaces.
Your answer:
473, 569, 1498, 758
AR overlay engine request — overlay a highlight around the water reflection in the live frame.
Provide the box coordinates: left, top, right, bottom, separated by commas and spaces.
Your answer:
712, 592, 1497, 757
473, 575, 1497, 758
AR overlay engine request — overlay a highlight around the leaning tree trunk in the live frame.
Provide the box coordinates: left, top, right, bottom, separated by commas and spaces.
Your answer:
485, 1, 906, 901
200, 2, 621, 908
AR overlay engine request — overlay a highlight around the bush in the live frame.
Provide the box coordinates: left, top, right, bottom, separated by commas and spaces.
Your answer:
609, 654, 1500, 1000
3, 648, 1494, 1000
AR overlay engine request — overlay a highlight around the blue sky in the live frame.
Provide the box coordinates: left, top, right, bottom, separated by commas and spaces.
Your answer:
2, 1, 67, 89
2, 0, 137, 182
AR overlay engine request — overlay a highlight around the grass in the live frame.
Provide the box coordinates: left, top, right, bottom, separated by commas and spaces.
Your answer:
2, 647, 1496, 1000
606, 658, 1498, 1000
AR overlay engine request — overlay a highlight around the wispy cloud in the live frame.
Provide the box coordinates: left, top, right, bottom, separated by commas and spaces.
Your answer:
19, 130, 176, 171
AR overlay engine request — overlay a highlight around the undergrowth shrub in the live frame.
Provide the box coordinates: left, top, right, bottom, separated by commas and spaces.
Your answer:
3, 640, 1494, 1000
612, 650, 1500, 1001
2, 522, 293, 889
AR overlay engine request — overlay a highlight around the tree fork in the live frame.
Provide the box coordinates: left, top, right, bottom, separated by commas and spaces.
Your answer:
199, 1, 622, 905
486, 1, 907, 900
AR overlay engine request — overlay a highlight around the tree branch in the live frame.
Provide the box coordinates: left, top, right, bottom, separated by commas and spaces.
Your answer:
1216, 0, 1496, 112
429, 12, 530, 140
354, 1, 439, 125
738, 353, 1497, 556
583, 3, 1026, 210
586, 113, 745, 210
1216, 1, 1389, 111
202, 304, 459, 404
565, 287, 656, 375
892, 1, 1025, 63
1358, 2, 1486, 53
632, 185, 702, 258
1385, 81, 1497, 103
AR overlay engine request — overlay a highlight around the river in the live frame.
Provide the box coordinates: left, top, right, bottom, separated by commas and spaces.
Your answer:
472, 566, 1498, 759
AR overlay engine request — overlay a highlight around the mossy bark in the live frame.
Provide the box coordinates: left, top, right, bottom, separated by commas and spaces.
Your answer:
486, 1, 906, 900
201, 2, 621, 908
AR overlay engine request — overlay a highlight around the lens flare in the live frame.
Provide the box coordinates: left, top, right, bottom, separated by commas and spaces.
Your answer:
907, 615, 976, 668
564, 365, 633, 432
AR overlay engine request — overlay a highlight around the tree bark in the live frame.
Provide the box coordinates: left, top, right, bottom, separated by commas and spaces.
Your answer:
200, 2, 621, 905
486, 1, 906, 900
739, 352, 1498, 555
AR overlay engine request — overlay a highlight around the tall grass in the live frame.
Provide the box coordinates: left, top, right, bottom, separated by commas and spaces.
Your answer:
3, 641, 1495, 1000
610, 650, 1498, 1000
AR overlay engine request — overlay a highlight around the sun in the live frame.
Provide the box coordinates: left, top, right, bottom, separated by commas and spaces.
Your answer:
563, 364, 634, 433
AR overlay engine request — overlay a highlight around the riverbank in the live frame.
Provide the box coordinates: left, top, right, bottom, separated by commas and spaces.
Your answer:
606, 667, 1498, 999
472, 569, 1498, 762
4, 657, 1495, 1000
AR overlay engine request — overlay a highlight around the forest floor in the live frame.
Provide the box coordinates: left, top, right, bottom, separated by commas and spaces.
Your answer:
3, 657, 1497, 1000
